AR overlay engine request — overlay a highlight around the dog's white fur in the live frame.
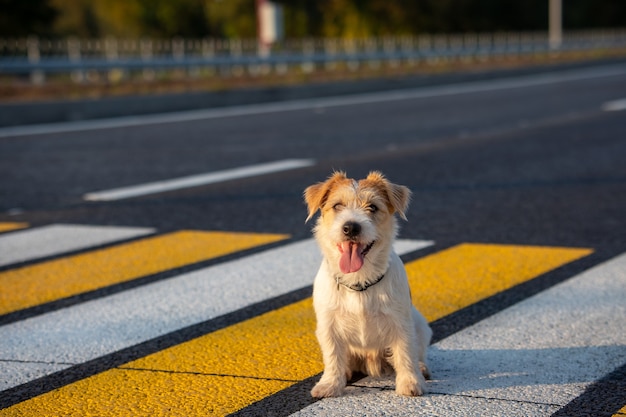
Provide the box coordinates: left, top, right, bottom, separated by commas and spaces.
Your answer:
304, 171, 432, 398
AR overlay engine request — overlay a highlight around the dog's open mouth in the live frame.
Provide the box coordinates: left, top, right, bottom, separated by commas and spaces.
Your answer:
337, 240, 375, 274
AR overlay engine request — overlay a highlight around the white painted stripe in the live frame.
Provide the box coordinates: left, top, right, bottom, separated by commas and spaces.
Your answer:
602, 98, 626, 111
83, 158, 315, 201
0, 238, 432, 389
0, 362, 70, 392
0, 224, 154, 267
292, 252, 626, 417
1, 64, 625, 138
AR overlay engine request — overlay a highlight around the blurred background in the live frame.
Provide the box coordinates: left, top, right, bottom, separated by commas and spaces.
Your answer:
1, 0, 625, 104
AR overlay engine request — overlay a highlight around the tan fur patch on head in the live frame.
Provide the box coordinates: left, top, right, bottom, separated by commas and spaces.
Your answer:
304, 171, 412, 222
304, 171, 351, 222
360, 171, 411, 220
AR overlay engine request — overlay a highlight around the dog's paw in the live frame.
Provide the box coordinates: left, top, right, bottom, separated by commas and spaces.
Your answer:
311, 381, 344, 398
395, 374, 425, 397
419, 361, 431, 380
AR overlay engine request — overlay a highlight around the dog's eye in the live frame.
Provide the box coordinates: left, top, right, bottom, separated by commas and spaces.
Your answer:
333, 203, 344, 211
366, 204, 378, 213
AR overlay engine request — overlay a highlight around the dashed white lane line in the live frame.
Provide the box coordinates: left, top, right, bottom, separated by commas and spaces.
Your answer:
83, 158, 315, 201
602, 98, 626, 111
292, 252, 626, 417
0, 224, 154, 267
1, 64, 625, 139
0, 238, 432, 390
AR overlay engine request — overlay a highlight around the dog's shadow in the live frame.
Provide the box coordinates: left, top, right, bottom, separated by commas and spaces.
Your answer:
349, 344, 624, 398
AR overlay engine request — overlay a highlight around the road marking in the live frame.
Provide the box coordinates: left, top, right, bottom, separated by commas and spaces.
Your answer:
602, 98, 626, 112
0, 230, 288, 316
0, 222, 28, 233
296, 251, 626, 417
0, 224, 154, 267
1, 64, 625, 138
0, 239, 430, 389
405, 243, 593, 322
83, 159, 316, 201
1, 243, 590, 416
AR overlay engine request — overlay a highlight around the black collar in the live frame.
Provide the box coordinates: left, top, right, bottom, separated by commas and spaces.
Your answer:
335, 272, 386, 292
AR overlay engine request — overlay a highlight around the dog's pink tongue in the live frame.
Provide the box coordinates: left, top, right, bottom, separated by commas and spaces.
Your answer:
339, 241, 364, 274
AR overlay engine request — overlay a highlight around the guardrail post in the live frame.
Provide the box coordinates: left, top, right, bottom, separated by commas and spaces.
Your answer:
68, 37, 84, 83
301, 38, 314, 73
384, 37, 398, 69
27, 36, 45, 85
274, 39, 288, 75
345, 38, 359, 71
230, 39, 244, 76
365, 38, 379, 70
417, 34, 430, 64
323, 38, 337, 71
402, 36, 416, 67
172, 37, 186, 77
202, 38, 216, 76
104, 37, 120, 82
172, 37, 184, 61
140, 38, 154, 80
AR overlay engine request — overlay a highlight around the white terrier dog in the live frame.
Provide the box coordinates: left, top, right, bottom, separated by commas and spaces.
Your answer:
304, 171, 432, 398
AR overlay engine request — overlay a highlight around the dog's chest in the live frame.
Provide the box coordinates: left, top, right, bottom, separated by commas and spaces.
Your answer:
337, 293, 396, 348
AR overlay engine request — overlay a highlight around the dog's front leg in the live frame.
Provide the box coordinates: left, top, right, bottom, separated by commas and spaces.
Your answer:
390, 333, 426, 396
311, 323, 349, 398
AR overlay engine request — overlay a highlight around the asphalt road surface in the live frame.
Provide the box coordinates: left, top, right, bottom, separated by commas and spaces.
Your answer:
0, 61, 625, 416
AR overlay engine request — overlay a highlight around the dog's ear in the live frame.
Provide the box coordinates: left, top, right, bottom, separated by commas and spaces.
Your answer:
387, 182, 411, 220
366, 171, 412, 220
304, 171, 347, 222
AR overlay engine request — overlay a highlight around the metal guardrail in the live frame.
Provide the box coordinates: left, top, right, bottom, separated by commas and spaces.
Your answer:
1, 30, 625, 81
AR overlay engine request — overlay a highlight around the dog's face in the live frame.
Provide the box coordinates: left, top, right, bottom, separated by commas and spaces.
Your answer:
304, 171, 411, 275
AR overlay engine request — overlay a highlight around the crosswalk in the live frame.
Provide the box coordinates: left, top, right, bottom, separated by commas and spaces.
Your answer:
0, 222, 624, 416
0, 229, 287, 317
0, 223, 28, 234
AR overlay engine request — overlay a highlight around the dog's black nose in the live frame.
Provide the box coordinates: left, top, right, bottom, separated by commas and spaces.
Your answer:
342, 222, 361, 238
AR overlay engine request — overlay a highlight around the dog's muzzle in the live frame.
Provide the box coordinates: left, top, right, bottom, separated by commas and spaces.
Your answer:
342, 221, 361, 239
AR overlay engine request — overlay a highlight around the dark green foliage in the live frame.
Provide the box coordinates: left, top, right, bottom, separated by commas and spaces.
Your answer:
0, 0, 58, 37
1, 0, 624, 38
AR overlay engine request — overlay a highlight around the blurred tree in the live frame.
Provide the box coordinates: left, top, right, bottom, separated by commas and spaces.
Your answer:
277, 0, 624, 38
281, 0, 323, 37
205, 0, 256, 38
564, 0, 626, 28
135, 0, 211, 37
51, 0, 212, 38
51, 0, 135, 37
409, 0, 548, 33
2, 0, 624, 39
0, 0, 58, 36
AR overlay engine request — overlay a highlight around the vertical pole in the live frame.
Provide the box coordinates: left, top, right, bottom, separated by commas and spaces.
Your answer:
27, 36, 45, 85
140, 38, 154, 81
104, 37, 119, 82
68, 37, 84, 83
256, 0, 270, 57
257, 0, 283, 58
549, 0, 562, 50
172, 37, 186, 78
202, 38, 216, 76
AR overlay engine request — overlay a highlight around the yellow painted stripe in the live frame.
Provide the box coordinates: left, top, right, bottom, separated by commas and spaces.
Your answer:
406, 243, 593, 322
2, 243, 591, 416
0, 222, 28, 233
0, 231, 288, 316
